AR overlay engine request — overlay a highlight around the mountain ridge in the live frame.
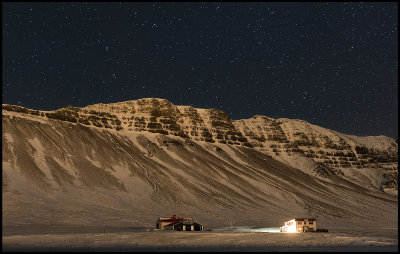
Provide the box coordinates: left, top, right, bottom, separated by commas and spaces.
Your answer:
3, 98, 397, 178
2, 98, 398, 229
3, 97, 396, 138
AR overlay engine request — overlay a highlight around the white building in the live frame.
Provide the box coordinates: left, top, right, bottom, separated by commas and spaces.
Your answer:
280, 218, 317, 233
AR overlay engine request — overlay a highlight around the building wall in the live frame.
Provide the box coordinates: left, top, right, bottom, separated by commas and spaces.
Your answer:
156, 220, 175, 229
160, 221, 172, 229
306, 219, 317, 231
165, 223, 202, 231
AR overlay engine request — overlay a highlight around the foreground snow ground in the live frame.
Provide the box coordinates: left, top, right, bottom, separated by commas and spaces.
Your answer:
3, 226, 397, 252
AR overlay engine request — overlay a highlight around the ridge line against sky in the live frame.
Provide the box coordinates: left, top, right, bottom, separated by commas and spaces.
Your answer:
1, 98, 396, 140
2, 2, 398, 138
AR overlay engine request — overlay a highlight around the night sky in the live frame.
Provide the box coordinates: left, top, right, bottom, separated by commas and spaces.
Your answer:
2, 2, 398, 138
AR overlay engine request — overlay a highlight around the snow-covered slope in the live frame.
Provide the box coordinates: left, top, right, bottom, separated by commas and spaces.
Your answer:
2, 99, 398, 230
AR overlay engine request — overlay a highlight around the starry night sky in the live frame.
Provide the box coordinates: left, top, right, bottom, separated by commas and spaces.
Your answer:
2, 2, 398, 138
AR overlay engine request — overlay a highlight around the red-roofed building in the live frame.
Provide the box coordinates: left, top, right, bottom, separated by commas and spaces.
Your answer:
156, 215, 203, 231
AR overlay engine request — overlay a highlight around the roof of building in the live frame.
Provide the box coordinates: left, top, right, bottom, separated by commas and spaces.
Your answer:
158, 215, 189, 223
291, 218, 316, 221
284, 218, 316, 222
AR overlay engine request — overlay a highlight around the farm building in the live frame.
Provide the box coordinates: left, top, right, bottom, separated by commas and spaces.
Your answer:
280, 218, 317, 233
156, 215, 203, 231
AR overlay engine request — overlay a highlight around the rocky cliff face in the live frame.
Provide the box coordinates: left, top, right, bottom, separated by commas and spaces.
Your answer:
2, 98, 398, 228
3, 98, 397, 191
234, 116, 398, 190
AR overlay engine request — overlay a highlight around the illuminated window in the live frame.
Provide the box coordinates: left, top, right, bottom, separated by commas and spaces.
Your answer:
309, 221, 313, 224
298, 221, 302, 225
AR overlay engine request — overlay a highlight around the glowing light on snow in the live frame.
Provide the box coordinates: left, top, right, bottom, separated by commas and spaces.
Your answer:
250, 227, 281, 233
282, 219, 298, 233
219, 226, 281, 233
